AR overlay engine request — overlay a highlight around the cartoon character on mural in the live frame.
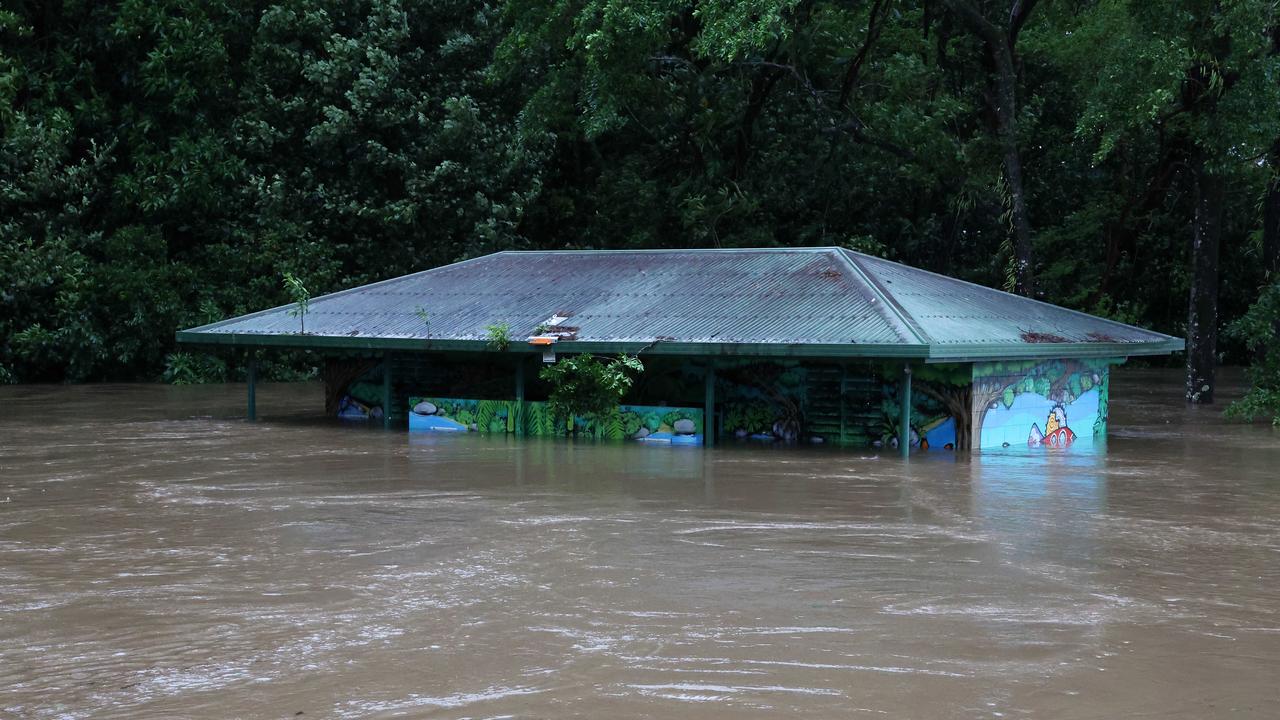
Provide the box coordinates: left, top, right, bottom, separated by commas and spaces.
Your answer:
1027, 404, 1076, 447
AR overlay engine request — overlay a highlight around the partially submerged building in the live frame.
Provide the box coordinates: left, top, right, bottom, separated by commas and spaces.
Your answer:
177, 248, 1183, 454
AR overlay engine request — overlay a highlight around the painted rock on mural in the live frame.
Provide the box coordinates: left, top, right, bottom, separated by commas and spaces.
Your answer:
412, 401, 437, 416
673, 419, 697, 435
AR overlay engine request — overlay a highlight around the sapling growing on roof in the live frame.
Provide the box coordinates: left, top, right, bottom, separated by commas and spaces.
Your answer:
282, 273, 310, 334
485, 322, 512, 351
415, 306, 431, 340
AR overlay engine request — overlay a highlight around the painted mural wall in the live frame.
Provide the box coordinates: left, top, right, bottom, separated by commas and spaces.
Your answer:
886, 363, 967, 451
970, 358, 1116, 450
330, 356, 969, 451
330, 355, 1081, 453
335, 383, 384, 421
408, 397, 705, 445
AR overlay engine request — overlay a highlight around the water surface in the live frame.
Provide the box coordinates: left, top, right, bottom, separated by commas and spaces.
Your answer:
1, 369, 1277, 718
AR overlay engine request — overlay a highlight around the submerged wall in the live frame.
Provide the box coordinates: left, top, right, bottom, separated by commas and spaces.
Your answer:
327, 354, 1118, 453
970, 358, 1116, 450
408, 397, 705, 445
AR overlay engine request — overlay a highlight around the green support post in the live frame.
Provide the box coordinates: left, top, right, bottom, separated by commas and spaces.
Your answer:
704, 362, 716, 447
382, 353, 393, 430
900, 364, 912, 459
515, 359, 526, 437
839, 362, 848, 446
246, 355, 257, 422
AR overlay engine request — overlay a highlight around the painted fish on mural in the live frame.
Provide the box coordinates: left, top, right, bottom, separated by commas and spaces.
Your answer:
1028, 405, 1076, 448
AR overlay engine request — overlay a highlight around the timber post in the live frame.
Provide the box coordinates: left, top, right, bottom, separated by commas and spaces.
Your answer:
246, 353, 258, 422
900, 364, 912, 459
704, 362, 716, 447
382, 352, 393, 430
515, 358, 526, 437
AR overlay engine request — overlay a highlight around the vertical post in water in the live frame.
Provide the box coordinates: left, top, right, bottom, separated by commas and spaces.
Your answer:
839, 362, 848, 446
382, 352, 393, 430
514, 358, 526, 437
900, 364, 912, 459
246, 353, 258, 422
704, 362, 716, 447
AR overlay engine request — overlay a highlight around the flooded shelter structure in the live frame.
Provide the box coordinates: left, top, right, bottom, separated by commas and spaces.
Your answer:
177, 249, 1183, 454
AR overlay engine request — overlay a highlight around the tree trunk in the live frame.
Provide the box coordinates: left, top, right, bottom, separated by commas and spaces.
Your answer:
941, 0, 1037, 296
1264, 139, 1280, 277
1186, 154, 1224, 404
969, 376, 1008, 448
1261, 140, 1280, 369
322, 358, 380, 415
915, 381, 973, 450
991, 43, 1035, 297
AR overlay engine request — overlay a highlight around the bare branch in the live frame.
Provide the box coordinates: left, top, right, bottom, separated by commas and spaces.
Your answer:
837, 0, 891, 110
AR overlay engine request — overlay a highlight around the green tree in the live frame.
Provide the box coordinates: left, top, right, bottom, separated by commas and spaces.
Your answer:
1057, 0, 1279, 404
540, 354, 644, 427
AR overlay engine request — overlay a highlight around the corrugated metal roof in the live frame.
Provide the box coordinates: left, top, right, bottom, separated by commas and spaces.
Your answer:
844, 250, 1183, 359
178, 248, 1184, 361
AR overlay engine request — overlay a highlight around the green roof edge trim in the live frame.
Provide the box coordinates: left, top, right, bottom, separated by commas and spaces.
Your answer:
174, 330, 930, 358
922, 337, 1185, 362
176, 329, 1182, 361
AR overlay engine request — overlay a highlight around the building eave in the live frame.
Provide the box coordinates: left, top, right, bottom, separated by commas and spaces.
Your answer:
175, 330, 935, 359
176, 329, 1183, 363
922, 337, 1186, 363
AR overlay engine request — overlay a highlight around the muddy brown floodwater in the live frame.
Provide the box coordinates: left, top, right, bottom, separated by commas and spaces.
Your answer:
1, 369, 1278, 719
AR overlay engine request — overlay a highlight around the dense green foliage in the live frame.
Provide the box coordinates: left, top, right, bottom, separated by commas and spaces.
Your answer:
540, 353, 643, 422
484, 321, 512, 351
1226, 280, 1280, 424
2, 1, 1278, 412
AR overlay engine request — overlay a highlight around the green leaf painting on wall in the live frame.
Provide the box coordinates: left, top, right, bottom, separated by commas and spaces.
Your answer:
409, 395, 702, 443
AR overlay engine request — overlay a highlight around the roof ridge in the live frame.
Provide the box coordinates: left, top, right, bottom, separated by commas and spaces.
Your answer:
833, 249, 933, 346
496, 247, 830, 255
845, 249, 1181, 343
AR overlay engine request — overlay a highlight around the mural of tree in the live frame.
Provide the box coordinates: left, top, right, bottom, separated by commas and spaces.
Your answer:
911, 363, 976, 450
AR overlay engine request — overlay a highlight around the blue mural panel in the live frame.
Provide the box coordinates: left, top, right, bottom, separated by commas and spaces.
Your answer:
972, 358, 1116, 450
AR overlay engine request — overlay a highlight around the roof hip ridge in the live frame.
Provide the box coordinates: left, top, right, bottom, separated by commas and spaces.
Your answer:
834, 249, 934, 347
845, 249, 1180, 342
